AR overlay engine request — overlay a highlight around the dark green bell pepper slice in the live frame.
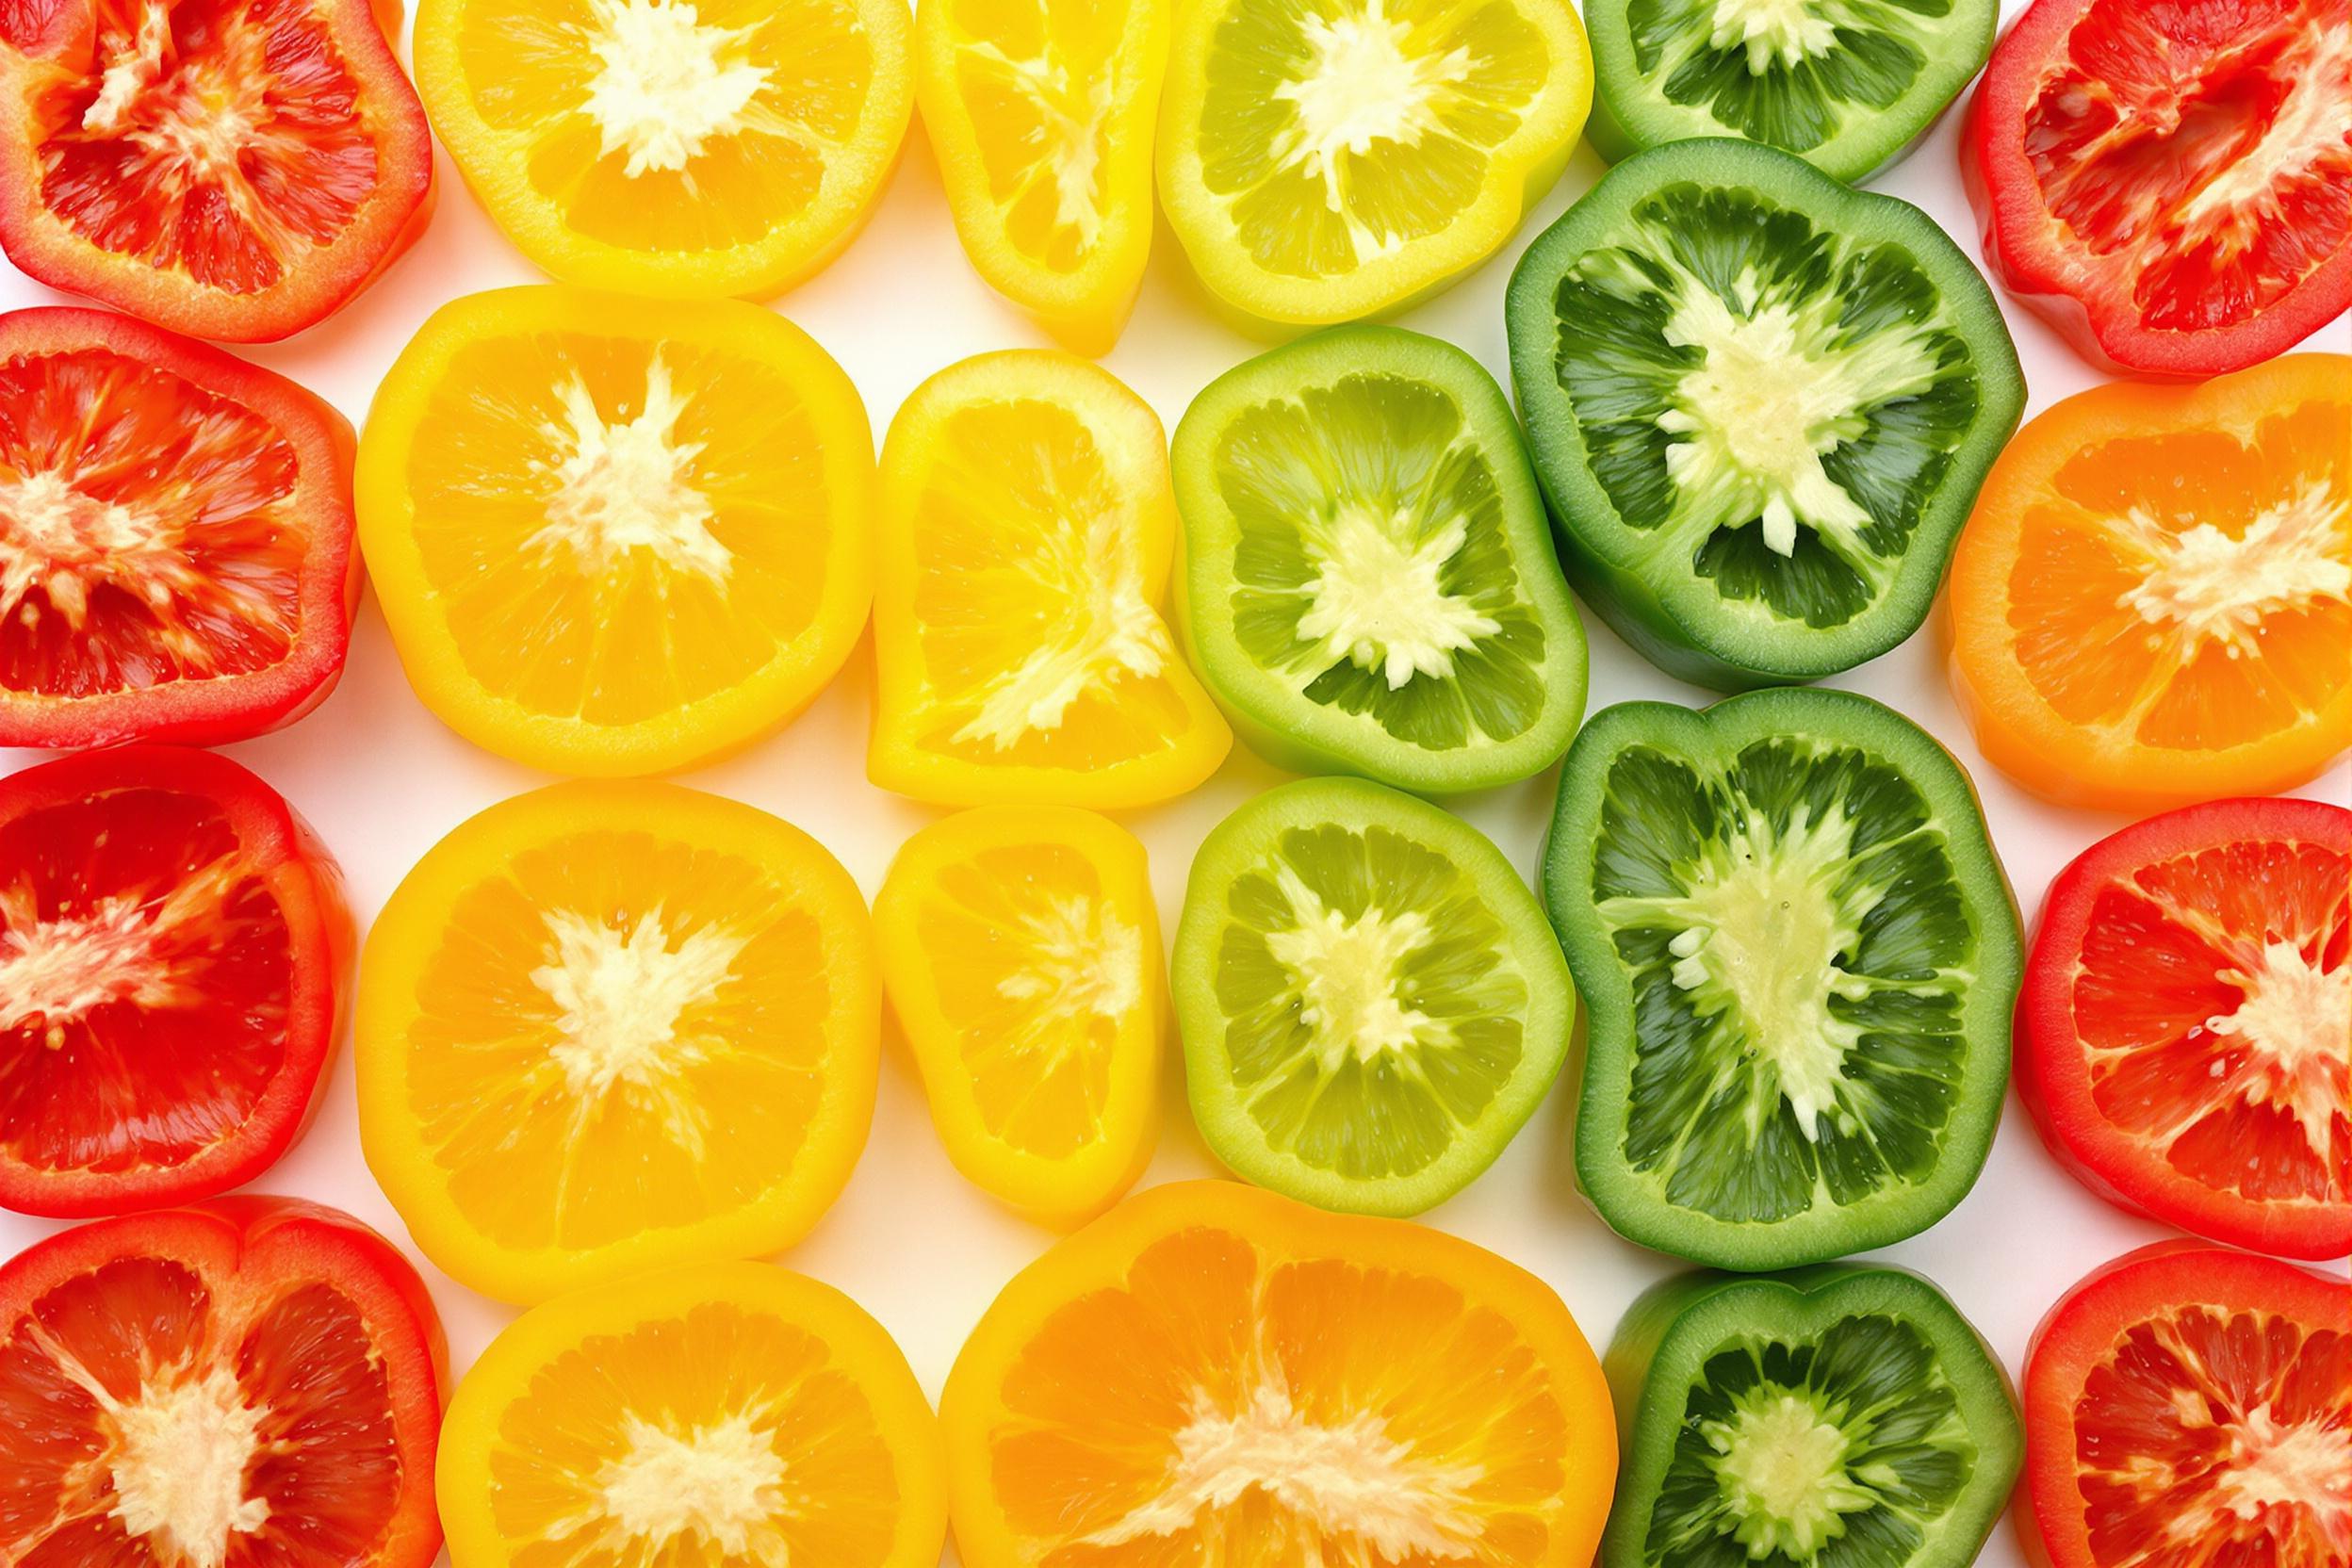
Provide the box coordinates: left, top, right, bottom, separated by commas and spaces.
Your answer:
1603, 1264, 2022, 1568
1507, 139, 2023, 691
1544, 687, 2018, 1269
1584, 0, 1999, 183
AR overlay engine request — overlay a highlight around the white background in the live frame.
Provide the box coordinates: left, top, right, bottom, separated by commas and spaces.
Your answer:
3, 2, 2346, 1563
